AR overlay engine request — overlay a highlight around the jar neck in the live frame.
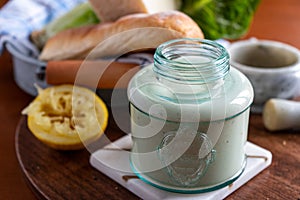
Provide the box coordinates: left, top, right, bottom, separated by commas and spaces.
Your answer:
153, 39, 230, 85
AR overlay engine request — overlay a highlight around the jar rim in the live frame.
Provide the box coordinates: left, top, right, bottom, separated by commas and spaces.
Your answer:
155, 38, 229, 65
154, 38, 230, 84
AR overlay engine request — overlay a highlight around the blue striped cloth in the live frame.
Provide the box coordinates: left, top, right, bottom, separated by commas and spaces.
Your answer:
0, 0, 86, 55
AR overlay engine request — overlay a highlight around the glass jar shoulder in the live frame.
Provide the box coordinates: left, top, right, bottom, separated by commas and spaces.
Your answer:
128, 64, 253, 120
223, 66, 254, 117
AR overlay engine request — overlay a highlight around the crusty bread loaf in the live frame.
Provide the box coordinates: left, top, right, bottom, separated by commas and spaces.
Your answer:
39, 11, 204, 61
88, 0, 147, 22
88, 0, 180, 22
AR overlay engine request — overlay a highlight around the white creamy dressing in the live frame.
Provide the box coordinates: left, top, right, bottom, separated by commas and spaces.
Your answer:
128, 57, 253, 189
129, 64, 253, 121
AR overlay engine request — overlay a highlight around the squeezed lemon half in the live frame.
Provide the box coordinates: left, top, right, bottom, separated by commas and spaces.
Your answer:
22, 84, 108, 150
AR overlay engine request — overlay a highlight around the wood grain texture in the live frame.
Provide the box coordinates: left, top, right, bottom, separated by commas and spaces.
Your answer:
15, 114, 300, 199
0, 52, 36, 199
228, 115, 300, 199
16, 116, 138, 200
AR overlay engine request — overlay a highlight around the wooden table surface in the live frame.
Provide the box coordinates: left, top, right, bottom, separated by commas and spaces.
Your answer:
1, 0, 300, 199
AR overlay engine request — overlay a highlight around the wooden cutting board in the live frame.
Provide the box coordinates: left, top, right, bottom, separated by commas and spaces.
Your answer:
15, 114, 300, 199
15, 115, 138, 199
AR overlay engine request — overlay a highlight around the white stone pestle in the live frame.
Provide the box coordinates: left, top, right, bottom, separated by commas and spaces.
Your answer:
262, 98, 300, 131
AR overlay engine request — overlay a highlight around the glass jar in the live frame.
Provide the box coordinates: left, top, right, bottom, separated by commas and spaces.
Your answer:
127, 38, 254, 193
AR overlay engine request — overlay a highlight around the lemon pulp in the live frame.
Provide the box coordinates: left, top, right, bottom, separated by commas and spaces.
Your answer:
22, 84, 108, 150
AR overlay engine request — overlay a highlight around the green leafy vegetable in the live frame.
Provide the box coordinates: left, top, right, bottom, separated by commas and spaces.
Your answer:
180, 0, 261, 40
31, 2, 100, 49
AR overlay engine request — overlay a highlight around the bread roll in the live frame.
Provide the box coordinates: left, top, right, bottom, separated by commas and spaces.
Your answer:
88, 0, 179, 22
39, 11, 204, 61
88, 0, 147, 22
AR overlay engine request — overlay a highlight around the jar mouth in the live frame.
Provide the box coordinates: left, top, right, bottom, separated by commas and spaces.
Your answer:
154, 38, 230, 84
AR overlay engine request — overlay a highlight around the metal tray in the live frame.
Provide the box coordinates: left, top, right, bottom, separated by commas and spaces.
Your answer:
5, 41, 47, 96
5, 40, 126, 107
